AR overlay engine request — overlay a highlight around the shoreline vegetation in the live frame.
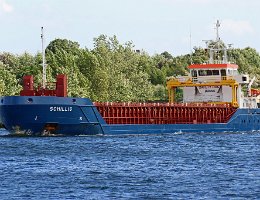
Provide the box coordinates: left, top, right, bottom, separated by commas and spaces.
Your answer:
0, 35, 260, 103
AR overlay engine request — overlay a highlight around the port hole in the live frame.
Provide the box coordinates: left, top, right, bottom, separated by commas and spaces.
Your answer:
1, 99, 3, 103
27, 98, 33, 103
72, 99, 76, 103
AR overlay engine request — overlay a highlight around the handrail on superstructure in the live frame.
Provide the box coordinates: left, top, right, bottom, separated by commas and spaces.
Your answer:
170, 76, 236, 83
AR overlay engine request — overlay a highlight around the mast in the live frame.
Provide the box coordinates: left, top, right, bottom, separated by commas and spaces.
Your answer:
41, 27, 46, 89
216, 20, 220, 42
204, 20, 229, 64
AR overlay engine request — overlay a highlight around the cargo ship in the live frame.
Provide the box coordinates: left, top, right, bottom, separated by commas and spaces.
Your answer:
1, 21, 260, 136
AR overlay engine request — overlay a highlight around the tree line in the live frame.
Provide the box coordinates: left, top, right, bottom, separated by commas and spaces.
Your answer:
0, 35, 260, 102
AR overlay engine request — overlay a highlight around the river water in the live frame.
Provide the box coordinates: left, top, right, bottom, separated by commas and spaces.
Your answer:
0, 129, 259, 199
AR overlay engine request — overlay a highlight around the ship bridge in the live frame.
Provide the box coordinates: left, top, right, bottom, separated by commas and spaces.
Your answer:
189, 63, 242, 83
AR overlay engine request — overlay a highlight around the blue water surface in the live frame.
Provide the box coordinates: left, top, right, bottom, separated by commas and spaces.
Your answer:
0, 128, 259, 199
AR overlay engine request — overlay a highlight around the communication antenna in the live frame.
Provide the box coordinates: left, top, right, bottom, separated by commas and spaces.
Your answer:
215, 20, 220, 42
41, 27, 47, 89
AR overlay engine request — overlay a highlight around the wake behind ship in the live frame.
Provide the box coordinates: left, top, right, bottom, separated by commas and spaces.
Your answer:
1, 21, 260, 136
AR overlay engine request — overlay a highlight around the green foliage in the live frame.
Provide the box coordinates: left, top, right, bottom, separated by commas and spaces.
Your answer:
0, 62, 21, 96
1, 35, 260, 102
192, 47, 208, 64
47, 39, 80, 55
153, 84, 167, 101
229, 47, 260, 86
90, 35, 154, 102
46, 39, 90, 97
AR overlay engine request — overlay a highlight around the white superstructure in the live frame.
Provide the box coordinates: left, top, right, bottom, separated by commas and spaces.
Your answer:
167, 20, 259, 108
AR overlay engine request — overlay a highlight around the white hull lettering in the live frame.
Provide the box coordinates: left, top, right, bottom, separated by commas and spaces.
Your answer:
50, 106, 73, 112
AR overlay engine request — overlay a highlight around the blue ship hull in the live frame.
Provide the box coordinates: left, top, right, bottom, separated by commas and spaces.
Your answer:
1, 96, 260, 136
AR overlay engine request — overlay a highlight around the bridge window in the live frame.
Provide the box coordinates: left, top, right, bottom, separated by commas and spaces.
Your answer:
198, 69, 220, 76
228, 69, 234, 75
191, 70, 198, 77
242, 76, 247, 82
198, 70, 207, 76
212, 70, 220, 75
221, 69, 226, 76
206, 70, 212, 76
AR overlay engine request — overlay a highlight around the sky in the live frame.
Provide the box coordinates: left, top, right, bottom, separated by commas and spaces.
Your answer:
0, 0, 260, 56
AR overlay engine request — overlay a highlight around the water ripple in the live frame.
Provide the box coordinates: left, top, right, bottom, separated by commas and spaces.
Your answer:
0, 129, 260, 199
